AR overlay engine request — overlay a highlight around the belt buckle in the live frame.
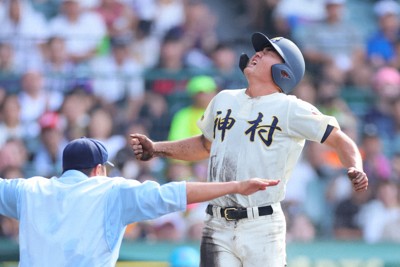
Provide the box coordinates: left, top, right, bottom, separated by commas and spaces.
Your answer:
223, 207, 237, 221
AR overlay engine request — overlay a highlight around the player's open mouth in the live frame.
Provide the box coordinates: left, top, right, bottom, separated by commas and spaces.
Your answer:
251, 60, 257, 66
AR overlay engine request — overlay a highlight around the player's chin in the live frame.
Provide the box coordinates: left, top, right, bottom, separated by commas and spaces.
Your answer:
243, 66, 253, 75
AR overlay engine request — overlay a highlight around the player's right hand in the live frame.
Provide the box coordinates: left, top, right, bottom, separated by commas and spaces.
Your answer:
239, 178, 280, 195
129, 133, 155, 161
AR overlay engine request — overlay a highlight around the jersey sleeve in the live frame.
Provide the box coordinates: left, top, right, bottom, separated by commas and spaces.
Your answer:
197, 95, 217, 141
0, 178, 23, 219
287, 98, 340, 143
114, 179, 187, 225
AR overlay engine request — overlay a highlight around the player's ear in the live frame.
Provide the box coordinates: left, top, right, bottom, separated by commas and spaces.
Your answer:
91, 164, 105, 176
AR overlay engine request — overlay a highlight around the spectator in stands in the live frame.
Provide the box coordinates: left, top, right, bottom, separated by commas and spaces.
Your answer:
340, 63, 376, 119
59, 85, 96, 141
320, 60, 347, 87
363, 66, 400, 156
90, 36, 145, 122
316, 79, 354, 125
390, 152, 400, 182
333, 185, 370, 241
367, 0, 400, 69
168, 75, 217, 141
128, 0, 157, 24
291, 74, 318, 105
87, 107, 125, 161
381, 213, 400, 242
31, 112, 68, 177
139, 91, 172, 142
182, 1, 218, 69
94, 0, 138, 39
297, 141, 344, 237
360, 124, 392, 194
0, 42, 24, 93
0, 94, 30, 147
0, 0, 49, 70
146, 212, 186, 242
293, 0, 364, 76
243, 0, 285, 37
164, 160, 194, 184
152, 0, 185, 39
0, 138, 29, 177
113, 120, 163, 180
48, 0, 107, 65
129, 20, 161, 69
357, 180, 400, 243
145, 27, 191, 97
184, 200, 207, 241
210, 42, 247, 90
29, 0, 60, 20
283, 143, 319, 217
286, 213, 316, 242
39, 36, 76, 94
18, 69, 64, 138
271, 0, 326, 39
314, 76, 360, 167
391, 96, 400, 156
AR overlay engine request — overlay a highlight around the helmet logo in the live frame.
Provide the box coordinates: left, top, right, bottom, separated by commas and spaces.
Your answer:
280, 70, 290, 79
271, 37, 283, 43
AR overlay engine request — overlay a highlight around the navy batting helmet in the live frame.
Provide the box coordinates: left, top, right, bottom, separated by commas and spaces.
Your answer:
251, 32, 305, 94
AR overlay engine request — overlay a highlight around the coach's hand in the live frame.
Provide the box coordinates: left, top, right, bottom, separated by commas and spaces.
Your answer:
239, 179, 280, 195
130, 133, 155, 161
348, 167, 368, 192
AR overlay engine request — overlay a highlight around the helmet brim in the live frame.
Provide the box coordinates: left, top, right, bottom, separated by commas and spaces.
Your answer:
251, 32, 286, 62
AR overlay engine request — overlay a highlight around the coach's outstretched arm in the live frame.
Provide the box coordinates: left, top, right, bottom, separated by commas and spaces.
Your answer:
130, 133, 211, 161
323, 127, 368, 192
186, 179, 280, 204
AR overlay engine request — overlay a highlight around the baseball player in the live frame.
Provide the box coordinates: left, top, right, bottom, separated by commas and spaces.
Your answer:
130, 32, 369, 267
0, 137, 279, 267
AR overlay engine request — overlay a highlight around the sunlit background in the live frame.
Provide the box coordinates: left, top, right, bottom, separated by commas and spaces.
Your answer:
0, 0, 400, 266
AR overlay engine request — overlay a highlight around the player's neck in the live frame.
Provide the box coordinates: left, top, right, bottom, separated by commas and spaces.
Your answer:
246, 83, 280, 97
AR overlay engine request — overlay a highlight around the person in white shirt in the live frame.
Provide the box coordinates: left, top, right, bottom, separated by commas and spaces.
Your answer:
0, 0, 49, 69
48, 0, 107, 64
90, 36, 144, 107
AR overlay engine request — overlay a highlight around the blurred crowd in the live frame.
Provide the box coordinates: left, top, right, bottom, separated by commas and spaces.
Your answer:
0, 0, 400, 248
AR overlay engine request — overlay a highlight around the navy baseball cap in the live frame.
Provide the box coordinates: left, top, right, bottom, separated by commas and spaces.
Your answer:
62, 137, 114, 172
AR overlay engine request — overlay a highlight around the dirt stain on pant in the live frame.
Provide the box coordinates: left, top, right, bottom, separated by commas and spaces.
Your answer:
200, 227, 219, 267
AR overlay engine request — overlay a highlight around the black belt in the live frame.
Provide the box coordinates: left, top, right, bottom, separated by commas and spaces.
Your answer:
206, 204, 273, 221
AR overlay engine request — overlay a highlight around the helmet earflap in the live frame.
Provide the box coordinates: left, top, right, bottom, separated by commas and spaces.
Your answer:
271, 64, 297, 94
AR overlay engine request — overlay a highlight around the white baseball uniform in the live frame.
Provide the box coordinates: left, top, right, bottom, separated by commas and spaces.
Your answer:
197, 89, 339, 266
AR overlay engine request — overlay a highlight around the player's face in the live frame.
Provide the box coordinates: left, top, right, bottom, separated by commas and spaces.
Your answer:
245, 47, 283, 78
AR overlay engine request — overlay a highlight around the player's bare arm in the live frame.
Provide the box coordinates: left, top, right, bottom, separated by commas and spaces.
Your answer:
186, 179, 280, 204
130, 133, 211, 161
323, 127, 368, 192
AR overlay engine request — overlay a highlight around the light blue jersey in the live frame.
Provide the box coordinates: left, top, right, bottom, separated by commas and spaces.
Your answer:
0, 170, 187, 267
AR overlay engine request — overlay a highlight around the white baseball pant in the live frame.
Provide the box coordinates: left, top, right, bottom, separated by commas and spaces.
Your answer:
200, 203, 286, 267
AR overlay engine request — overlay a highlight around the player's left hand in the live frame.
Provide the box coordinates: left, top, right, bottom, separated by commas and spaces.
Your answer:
347, 167, 368, 192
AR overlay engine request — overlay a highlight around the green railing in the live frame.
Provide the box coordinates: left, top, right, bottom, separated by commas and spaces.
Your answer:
1, 238, 399, 267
